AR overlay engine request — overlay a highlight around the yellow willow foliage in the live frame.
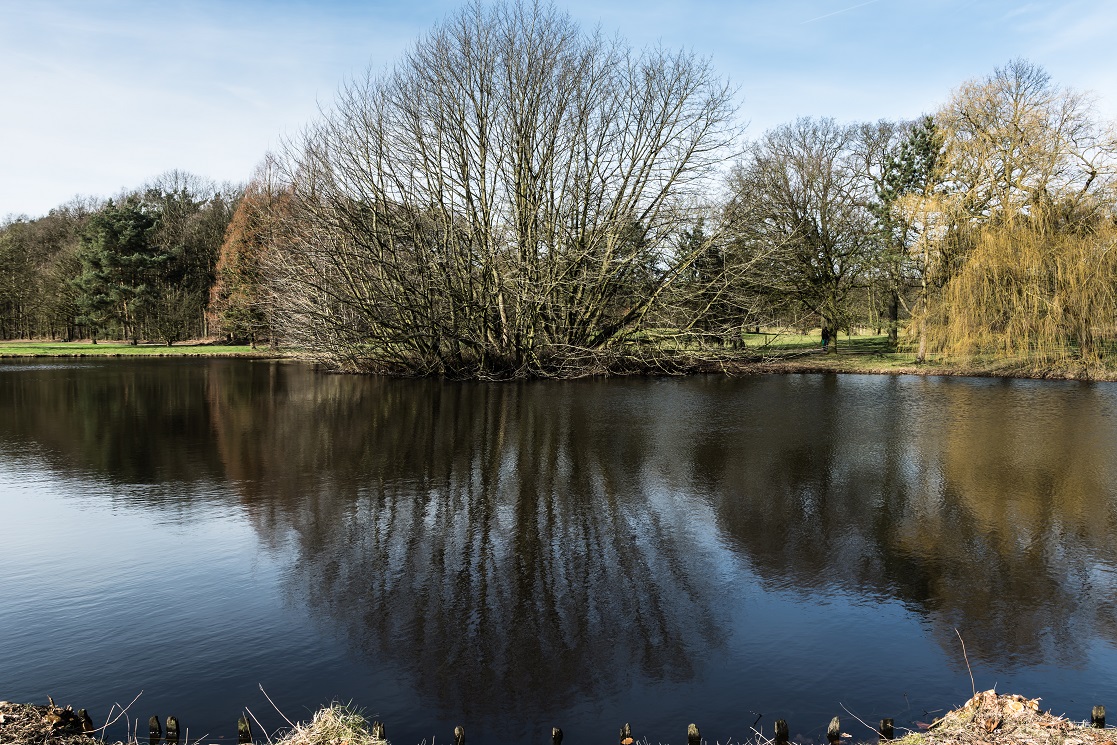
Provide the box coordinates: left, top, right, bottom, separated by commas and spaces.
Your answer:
920, 219, 1117, 367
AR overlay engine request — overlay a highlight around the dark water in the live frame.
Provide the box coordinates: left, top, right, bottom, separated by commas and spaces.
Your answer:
2, 359, 1116, 745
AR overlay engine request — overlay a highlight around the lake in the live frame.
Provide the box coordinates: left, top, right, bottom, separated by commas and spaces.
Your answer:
1, 359, 1116, 745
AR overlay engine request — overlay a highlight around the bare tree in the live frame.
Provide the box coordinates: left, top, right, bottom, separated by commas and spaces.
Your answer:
267, 0, 738, 377
725, 117, 878, 352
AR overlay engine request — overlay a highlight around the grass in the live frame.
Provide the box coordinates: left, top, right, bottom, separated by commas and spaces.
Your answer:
742, 329, 897, 353
271, 704, 386, 745
4, 332, 1116, 381
0, 340, 279, 357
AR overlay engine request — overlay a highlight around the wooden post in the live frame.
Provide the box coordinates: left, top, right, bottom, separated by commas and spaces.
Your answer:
166, 716, 180, 743
149, 715, 162, 745
688, 722, 701, 745
454, 725, 465, 745
774, 719, 789, 745
78, 709, 94, 734
238, 715, 253, 744
1092, 706, 1105, 729
619, 722, 634, 745
827, 717, 841, 744
371, 721, 386, 742
878, 719, 894, 741
552, 727, 563, 745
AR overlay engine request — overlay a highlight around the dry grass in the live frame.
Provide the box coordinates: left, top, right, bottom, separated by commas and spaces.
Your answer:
3, 695, 1111, 745
271, 705, 386, 745
893, 691, 1113, 745
0, 701, 121, 745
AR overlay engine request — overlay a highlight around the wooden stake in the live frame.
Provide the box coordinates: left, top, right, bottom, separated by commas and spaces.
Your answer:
166, 716, 179, 743
688, 722, 701, 745
237, 715, 252, 744
827, 717, 841, 744
148, 715, 162, 745
552, 727, 563, 745
774, 719, 789, 745
879, 719, 894, 741
454, 725, 465, 745
1091, 706, 1105, 729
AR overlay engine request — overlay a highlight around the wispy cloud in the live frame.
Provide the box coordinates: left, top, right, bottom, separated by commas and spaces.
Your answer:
800, 0, 883, 24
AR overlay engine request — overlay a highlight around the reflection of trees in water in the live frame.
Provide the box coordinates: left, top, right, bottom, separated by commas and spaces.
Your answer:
7, 361, 1117, 699
704, 376, 1117, 669
205, 368, 726, 718
0, 359, 226, 487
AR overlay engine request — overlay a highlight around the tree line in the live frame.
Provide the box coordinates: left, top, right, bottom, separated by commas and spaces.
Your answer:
0, 171, 239, 344
3, 2, 1115, 375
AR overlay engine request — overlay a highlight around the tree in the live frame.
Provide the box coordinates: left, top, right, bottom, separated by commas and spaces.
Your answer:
140, 171, 240, 342
725, 117, 878, 352
937, 58, 1114, 223
0, 219, 38, 339
268, 0, 738, 377
859, 116, 943, 347
72, 199, 163, 343
210, 162, 283, 346
918, 60, 1117, 365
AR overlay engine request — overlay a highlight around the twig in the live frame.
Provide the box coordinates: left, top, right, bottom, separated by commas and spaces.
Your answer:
840, 702, 879, 737
259, 685, 296, 730
956, 627, 976, 697
96, 689, 144, 734
245, 707, 273, 745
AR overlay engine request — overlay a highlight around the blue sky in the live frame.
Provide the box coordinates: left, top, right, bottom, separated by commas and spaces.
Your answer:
3, 0, 1116, 219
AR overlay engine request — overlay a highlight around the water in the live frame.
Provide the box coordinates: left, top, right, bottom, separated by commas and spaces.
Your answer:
1, 359, 1116, 745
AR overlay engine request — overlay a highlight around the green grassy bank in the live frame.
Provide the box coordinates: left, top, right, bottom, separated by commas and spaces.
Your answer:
0, 341, 280, 358
3, 332, 1116, 381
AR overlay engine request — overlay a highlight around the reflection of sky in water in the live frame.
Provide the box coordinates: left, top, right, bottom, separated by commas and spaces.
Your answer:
1, 361, 1117, 745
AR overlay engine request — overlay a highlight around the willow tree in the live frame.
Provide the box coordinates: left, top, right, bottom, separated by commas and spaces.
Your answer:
918, 60, 1117, 367
923, 217, 1117, 369
937, 58, 1111, 222
268, 0, 738, 377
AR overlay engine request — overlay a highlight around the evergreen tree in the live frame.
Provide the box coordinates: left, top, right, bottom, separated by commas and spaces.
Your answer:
72, 199, 163, 343
871, 116, 942, 345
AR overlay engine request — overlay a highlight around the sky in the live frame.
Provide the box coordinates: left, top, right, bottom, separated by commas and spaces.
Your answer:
2, 0, 1116, 219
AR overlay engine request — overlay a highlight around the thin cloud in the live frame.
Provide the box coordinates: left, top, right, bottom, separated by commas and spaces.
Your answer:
801, 0, 883, 24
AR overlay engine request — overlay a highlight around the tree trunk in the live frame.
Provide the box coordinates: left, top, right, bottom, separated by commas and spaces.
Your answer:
888, 289, 899, 346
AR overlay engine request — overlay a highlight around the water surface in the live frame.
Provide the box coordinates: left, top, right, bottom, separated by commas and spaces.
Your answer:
1, 359, 1116, 745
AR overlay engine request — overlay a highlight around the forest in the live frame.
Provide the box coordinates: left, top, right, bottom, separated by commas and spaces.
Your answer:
2, 2, 1115, 378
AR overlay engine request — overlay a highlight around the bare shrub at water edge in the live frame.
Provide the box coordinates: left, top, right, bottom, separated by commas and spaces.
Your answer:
266, 0, 739, 378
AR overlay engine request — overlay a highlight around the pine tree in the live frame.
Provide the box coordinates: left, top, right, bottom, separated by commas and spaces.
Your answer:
72, 199, 163, 343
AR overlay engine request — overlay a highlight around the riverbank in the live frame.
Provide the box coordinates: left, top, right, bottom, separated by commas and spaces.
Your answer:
2, 692, 1111, 745
2, 338, 1116, 382
734, 351, 1117, 381
0, 341, 282, 358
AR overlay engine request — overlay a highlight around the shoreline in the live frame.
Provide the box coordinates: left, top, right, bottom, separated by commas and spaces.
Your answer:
2, 341, 1116, 382
1, 692, 1111, 745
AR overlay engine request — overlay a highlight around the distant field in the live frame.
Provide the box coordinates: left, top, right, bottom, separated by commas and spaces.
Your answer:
741, 329, 897, 353
0, 341, 275, 357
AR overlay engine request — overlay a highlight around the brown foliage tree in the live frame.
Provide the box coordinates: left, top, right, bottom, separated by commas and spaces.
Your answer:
210, 164, 284, 346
